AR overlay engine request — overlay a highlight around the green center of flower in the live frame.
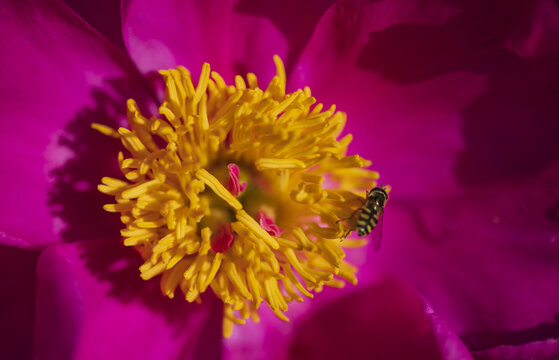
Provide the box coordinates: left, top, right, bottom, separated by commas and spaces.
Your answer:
93, 56, 383, 337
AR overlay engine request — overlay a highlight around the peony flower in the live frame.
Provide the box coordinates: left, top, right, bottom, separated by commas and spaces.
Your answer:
1, 1, 558, 360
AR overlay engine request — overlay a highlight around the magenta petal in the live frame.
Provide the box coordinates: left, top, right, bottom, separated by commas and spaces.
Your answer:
372, 177, 559, 348
287, 277, 450, 360
424, 303, 474, 360
122, 0, 335, 83
35, 240, 222, 360
0, 0, 151, 247
225, 279, 473, 360
294, 3, 559, 355
293, 0, 559, 196
122, 0, 284, 82
292, 0, 479, 198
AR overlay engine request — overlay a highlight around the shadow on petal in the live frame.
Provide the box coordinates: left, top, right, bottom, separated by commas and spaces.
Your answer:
43, 74, 218, 326
473, 338, 559, 360
47, 75, 156, 244
356, 0, 559, 187
234, 0, 337, 72
461, 314, 559, 351
43, 79, 221, 352
47, 87, 124, 244
62, 0, 125, 50
0, 245, 40, 360
77, 237, 222, 338
0, 0, 155, 248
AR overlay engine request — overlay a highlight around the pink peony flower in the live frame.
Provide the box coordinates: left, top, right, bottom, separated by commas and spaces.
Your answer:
1, 0, 558, 359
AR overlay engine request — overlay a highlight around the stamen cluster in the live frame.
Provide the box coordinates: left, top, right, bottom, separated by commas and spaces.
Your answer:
94, 56, 380, 336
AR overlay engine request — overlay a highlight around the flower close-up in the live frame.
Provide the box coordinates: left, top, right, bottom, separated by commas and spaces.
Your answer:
1, 0, 559, 360
94, 55, 378, 336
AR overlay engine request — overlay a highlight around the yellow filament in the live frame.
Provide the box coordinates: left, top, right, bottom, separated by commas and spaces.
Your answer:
255, 158, 306, 170
235, 210, 280, 249
195, 169, 242, 210
91, 123, 120, 138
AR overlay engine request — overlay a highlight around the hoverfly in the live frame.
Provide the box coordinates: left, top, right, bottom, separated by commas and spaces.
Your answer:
345, 186, 389, 251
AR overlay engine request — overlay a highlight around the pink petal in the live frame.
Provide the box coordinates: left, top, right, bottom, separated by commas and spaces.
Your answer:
122, 0, 334, 83
293, 0, 559, 197
424, 303, 474, 360
292, 1, 559, 356
35, 239, 222, 360
224, 277, 472, 360
122, 0, 282, 82
0, 0, 152, 248
286, 277, 451, 360
371, 176, 559, 349
292, 0, 478, 198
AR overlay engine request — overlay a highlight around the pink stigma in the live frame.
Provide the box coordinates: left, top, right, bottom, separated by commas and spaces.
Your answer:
227, 163, 247, 197
211, 223, 235, 253
258, 211, 285, 237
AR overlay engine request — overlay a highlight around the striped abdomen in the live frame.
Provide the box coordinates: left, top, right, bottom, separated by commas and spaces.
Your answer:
356, 204, 381, 236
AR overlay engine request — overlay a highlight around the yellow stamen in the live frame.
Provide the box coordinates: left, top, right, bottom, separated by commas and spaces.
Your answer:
255, 158, 306, 170
91, 123, 120, 138
94, 56, 385, 338
195, 169, 242, 210
235, 210, 279, 249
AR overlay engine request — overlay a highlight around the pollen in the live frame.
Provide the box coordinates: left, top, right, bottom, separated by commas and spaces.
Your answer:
95, 56, 381, 337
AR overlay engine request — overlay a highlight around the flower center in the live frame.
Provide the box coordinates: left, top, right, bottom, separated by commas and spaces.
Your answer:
93, 56, 382, 337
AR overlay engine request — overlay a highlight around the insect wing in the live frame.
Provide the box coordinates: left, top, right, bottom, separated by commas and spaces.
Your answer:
369, 208, 384, 252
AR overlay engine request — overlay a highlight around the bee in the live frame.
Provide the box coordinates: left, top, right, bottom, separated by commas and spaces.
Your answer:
346, 186, 388, 251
